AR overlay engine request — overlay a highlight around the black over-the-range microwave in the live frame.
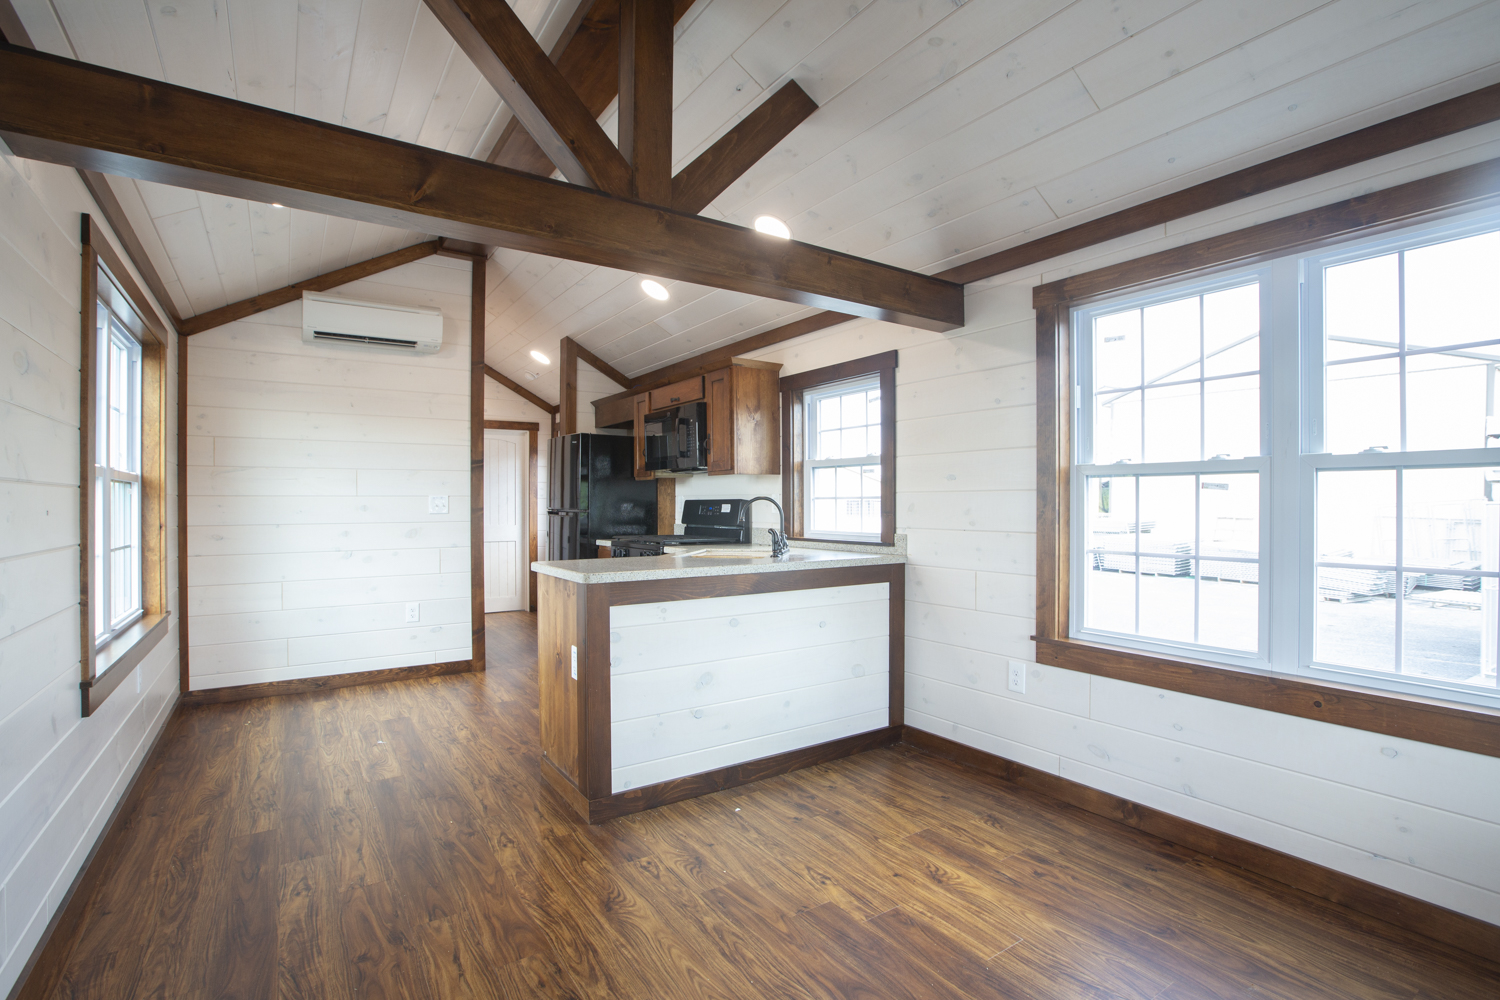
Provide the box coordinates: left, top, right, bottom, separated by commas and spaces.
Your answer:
642, 401, 709, 473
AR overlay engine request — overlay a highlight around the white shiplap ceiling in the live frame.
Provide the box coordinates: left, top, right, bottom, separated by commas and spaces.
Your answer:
15, 0, 1500, 406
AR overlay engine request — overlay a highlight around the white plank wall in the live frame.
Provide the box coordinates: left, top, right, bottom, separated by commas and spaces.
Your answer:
185, 257, 474, 689
610, 583, 890, 792
713, 130, 1500, 928
0, 154, 181, 998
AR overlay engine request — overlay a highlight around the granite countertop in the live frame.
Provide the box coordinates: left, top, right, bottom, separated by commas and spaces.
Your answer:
533, 541, 905, 584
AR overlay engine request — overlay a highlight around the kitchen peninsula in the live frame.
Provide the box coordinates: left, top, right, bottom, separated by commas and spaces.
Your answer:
533, 544, 906, 823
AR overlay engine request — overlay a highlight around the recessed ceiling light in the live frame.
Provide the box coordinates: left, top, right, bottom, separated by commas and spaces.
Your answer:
641, 278, 670, 301
270, 203, 285, 208
529, 349, 551, 365
753, 215, 791, 239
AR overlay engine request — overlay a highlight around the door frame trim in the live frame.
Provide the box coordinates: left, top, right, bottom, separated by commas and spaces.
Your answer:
484, 420, 540, 612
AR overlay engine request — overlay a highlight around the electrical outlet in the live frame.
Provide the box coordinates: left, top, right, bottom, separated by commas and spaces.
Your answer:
1007, 660, 1027, 694
405, 602, 420, 623
428, 495, 448, 514
570, 645, 578, 680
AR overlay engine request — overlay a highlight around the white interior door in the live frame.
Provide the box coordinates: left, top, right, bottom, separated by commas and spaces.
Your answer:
484, 429, 527, 613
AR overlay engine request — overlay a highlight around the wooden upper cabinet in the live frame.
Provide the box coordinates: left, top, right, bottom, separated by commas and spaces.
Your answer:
705, 365, 780, 476
648, 375, 704, 412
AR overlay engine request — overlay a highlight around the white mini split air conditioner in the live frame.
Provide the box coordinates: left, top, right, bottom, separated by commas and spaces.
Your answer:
301, 291, 444, 354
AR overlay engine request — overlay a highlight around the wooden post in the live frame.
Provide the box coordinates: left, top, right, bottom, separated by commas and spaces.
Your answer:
471, 257, 486, 671
618, 0, 674, 205
560, 336, 579, 436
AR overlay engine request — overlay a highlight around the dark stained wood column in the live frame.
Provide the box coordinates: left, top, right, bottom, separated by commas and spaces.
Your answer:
471, 256, 487, 672
617, 0, 674, 205
560, 336, 580, 436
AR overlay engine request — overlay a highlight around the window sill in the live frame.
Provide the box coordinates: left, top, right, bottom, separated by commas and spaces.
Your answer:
83, 612, 170, 717
1033, 635, 1500, 759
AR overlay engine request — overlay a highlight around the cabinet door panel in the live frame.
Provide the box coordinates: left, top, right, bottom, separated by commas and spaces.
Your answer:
733, 366, 781, 476
706, 369, 734, 474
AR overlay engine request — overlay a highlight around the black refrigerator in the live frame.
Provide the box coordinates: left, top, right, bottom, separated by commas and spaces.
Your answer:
546, 434, 657, 560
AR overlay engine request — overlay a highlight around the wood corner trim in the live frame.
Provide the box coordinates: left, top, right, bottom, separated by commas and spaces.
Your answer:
178, 240, 440, 336
944, 81, 1500, 287
483, 363, 560, 415
899, 725, 1500, 965
179, 659, 475, 706
1032, 157, 1500, 309
565, 336, 631, 389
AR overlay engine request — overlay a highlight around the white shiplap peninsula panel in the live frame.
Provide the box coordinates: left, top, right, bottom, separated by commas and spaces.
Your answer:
186, 257, 473, 689
609, 582, 890, 792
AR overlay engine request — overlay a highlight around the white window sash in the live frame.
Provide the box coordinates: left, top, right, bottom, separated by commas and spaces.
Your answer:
1070, 209, 1500, 708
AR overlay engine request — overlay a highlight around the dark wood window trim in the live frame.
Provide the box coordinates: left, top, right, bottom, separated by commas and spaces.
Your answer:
1032, 158, 1500, 759
780, 351, 897, 546
80, 215, 171, 717
484, 420, 541, 612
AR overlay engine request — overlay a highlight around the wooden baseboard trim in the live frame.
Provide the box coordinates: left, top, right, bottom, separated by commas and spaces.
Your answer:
180, 659, 474, 705
9, 696, 183, 1000
899, 725, 1500, 965
539, 752, 592, 816
555, 726, 903, 824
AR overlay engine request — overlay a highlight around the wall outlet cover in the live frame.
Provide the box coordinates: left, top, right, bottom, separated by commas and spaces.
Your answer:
406, 602, 420, 623
570, 645, 578, 680
1007, 660, 1026, 694
428, 495, 448, 514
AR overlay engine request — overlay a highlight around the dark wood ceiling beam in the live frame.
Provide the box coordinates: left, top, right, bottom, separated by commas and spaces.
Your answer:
589, 78, 1500, 382
485, 0, 696, 175
592, 310, 855, 411
0, 45, 963, 331
178, 241, 439, 335
937, 80, 1500, 285
672, 81, 818, 215
0, 8, 182, 333
566, 336, 631, 388
485, 363, 559, 414
617, 0, 673, 204
423, 0, 631, 195
435, 236, 489, 260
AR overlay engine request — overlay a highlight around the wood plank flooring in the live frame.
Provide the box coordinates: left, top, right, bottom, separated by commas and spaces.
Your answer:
27, 612, 1500, 999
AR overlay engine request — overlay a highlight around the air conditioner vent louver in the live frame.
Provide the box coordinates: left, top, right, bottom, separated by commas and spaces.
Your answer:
311, 330, 419, 349
301, 291, 442, 355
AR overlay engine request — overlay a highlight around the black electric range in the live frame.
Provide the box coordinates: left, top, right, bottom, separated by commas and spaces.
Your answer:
609, 498, 751, 556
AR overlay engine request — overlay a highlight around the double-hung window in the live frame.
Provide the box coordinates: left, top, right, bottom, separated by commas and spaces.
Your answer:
780, 351, 897, 545
804, 375, 884, 539
93, 296, 144, 641
80, 215, 169, 716
1071, 207, 1500, 708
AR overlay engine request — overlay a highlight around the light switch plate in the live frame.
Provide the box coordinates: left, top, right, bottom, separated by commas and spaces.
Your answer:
570, 645, 578, 680
406, 602, 420, 623
428, 495, 448, 514
1007, 660, 1027, 694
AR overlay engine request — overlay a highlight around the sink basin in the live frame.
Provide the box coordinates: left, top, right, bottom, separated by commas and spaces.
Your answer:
672, 548, 775, 559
